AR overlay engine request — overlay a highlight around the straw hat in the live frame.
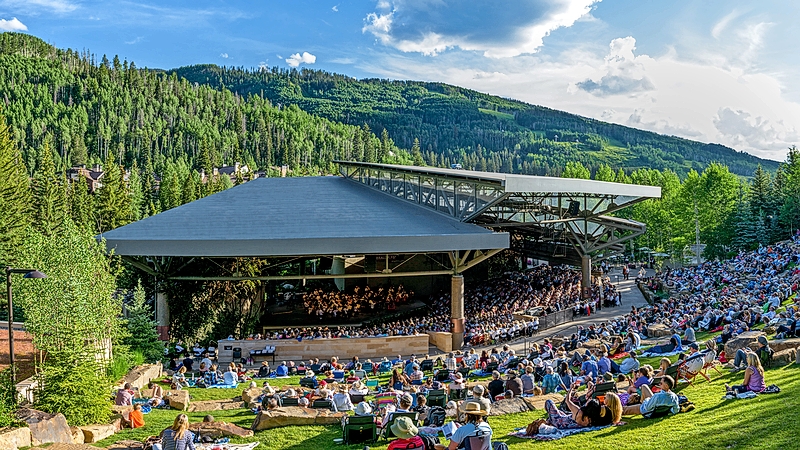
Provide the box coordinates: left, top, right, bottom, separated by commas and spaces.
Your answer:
355, 401, 373, 416
462, 401, 489, 416
391, 416, 419, 439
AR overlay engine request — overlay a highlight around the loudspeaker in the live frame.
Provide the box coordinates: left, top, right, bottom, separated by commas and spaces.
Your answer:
568, 200, 580, 216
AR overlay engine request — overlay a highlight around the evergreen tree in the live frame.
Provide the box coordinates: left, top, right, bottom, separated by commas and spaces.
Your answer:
128, 160, 143, 222
69, 176, 93, 231
411, 138, 424, 166
94, 153, 131, 233
0, 113, 31, 266
181, 170, 198, 204
31, 143, 68, 235
562, 161, 590, 179
778, 146, 800, 236
594, 164, 615, 182
142, 152, 158, 217
124, 279, 163, 363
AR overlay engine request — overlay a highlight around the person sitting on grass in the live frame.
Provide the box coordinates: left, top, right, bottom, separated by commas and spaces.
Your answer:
542, 366, 567, 394
158, 414, 195, 450
487, 371, 504, 402
172, 367, 189, 390
204, 364, 220, 386
333, 385, 354, 411
731, 336, 773, 371
129, 403, 145, 429
529, 392, 622, 436
434, 402, 493, 450
346, 370, 360, 383
621, 375, 680, 417
115, 382, 137, 406
388, 416, 425, 450
618, 351, 640, 375
627, 366, 653, 394
275, 361, 289, 377
726, 352, 766, 396
257, 361, 271, 378
381, 393, 414, 429
222, 366, 238, 385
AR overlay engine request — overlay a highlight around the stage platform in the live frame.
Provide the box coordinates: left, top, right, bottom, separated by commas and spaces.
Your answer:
260, 300, 428, 329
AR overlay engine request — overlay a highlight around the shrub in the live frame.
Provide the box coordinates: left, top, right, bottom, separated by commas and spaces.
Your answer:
0, 368, 18, 427
123, 280, 164, 364
35, 352, 111, 426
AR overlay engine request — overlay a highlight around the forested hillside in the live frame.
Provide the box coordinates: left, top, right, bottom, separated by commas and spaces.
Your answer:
173, 64, 779, 176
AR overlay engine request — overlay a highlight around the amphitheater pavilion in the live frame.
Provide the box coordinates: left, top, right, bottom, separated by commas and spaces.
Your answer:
100, 161, 660, 350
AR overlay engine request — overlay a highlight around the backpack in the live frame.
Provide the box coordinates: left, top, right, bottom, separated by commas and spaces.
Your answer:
424, 406, 446, 427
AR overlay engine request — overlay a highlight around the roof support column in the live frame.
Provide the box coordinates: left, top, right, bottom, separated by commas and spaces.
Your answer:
581, 255, 591, 300
451, 274, 465, 350
156, 290, 170, 341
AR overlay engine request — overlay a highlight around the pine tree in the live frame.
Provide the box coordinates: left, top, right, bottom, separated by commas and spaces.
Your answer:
128, 160, 143, 222
69, 176, 93, 231
0, 113, 31, 266
94, 153, 131, 233
181, 171, 198, 204
31, 143, 68, 235
562, 161, 590, 179
411, 138, 424, 166
142, 152, 158, 217
123, 279, 163, 363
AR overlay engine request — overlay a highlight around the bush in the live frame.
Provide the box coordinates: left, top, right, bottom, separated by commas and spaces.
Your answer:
107, 348, 145, 381
123, 279, 164, 364
35, 353, 111, 426
0, 368, 18, 427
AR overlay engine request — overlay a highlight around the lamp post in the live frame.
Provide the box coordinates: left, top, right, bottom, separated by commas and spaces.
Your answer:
5, 267, 46, 384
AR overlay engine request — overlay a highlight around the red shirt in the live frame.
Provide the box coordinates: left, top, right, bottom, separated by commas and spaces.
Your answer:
387, 435, 424, 450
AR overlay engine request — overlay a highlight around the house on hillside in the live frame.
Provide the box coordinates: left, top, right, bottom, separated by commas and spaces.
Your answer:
66, 164, 105, 193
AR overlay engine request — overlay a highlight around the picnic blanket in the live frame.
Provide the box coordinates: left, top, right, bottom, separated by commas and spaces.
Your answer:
508, 422, 625, 441
205, 383, 239, 389
196, 443, 259, 450
640, 349, 683, 357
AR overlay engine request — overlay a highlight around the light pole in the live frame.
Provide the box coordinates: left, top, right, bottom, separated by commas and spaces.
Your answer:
5, 267, 46, 384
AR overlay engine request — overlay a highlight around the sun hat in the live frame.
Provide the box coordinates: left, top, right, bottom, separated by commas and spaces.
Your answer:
390, 416, 419, 439
400, 393, 414, 404
391, 416, 419, 439
533, 358, 543, 367
472, 385, 485, 395
355, 402, 373, 416
462, 401, 489, 416
757, 335, 769, 346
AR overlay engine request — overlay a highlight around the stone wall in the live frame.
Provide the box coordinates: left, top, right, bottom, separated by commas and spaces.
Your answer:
428, 332, 453, 353
218, 334, 430, 363
119, 363, 162, 390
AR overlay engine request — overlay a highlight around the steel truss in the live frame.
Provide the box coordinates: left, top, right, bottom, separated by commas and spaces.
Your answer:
339, 162, 653, 266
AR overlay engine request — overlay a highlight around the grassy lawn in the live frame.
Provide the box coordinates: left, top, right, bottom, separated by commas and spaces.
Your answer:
479, 108, 515, 120
92, 356, 800, 450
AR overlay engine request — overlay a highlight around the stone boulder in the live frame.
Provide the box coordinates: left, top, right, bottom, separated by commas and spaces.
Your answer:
242, 387, 263, 405
647, 323, 673, 338
79, 424, 116, 444
522, 393, 565, 411
70, 427, 84, 444
189, 421, 254, 438
164, 389, 190, 411
119, 363, 163, 390
771, 348, 797, 367
251, 406, 346, 431
187, 399, 245, 412
16, 408, 74, 446
486, 394, 564, 416
29, 444, 103, 450
768, 338, 800, 353
581, 339, 605, 351
725, 331, 766, 357
0, 426, 32, 450
110, 405, 133, 416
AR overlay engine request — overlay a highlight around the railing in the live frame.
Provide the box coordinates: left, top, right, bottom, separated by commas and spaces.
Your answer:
517, 309, 574, 354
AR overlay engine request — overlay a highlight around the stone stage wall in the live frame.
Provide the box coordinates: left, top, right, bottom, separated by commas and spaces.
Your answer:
218, 334, 430, 363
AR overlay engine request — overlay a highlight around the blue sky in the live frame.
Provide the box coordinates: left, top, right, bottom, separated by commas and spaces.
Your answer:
1, 0, 798, 161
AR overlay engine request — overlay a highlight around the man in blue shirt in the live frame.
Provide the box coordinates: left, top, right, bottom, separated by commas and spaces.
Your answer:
580, 354, 598, 380
276, 361, 289, 377
622, 375, 680, 417
619, 351, 640, 375
597, 352, 611, 376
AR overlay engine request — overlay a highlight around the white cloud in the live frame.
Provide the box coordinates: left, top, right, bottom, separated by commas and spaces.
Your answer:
220, 53, 229, 59
576, 36, 655, 97
332, 4, 339, 12
711, 10, 742, 40
714, 107, 800, 156
0, 0, 77, 14
362, 0, 600, 58
330, 57, 356, 65
286, 51, 316, 68
258, 61, 269, 71
125, 36, 143, 45
0, 17, 26, 31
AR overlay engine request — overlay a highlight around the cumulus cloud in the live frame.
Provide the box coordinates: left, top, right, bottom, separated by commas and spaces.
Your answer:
576, 36, 655, 97
258, 60, 269, 71
220, 53, 229, 59
332, 4, 339, 12
714, 107, 800, 156
0, 17, 26, 31
286, 51, 316, 68
362, 0, 599, 57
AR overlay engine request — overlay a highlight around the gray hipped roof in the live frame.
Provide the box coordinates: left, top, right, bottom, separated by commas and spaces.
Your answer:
100, 176, 509, 257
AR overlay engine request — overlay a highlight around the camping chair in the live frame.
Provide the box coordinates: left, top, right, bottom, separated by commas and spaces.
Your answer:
296, 367, 307, 376
280, 397, 299, 407
312, 399, 333, 410
365, 379, 380, 393
342, 414, 377, 445
505, 358, 521, 369
591, 381, 618, 399
349, 393, 366, 404
381, 412, 419, 439
458, 366, 472, 379
378, 361, 394, 375
420, 359, 434, 373
643, 404, 675, 419
434, 370, 451, 382
426, 389, 447, 408
333, 370, 345, 382
362, 362, 374, 374
310, 364, 322, 373
653, 364, 680, 389
355, 369, 368, 379
462, 428, 491, 450
484, 362, 499, 374
449, 388, 467, 401
299, 377, 317, 389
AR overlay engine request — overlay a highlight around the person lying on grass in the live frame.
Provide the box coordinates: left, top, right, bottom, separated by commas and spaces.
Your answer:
529, 391, 622, 435
621, 375, 680, 418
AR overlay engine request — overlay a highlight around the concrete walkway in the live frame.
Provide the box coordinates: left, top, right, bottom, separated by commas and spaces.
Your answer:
427, 267, 654, 356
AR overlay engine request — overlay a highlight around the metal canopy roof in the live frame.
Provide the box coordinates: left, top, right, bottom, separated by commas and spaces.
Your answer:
337, 161, 662, 265
99, 176, 509, 257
